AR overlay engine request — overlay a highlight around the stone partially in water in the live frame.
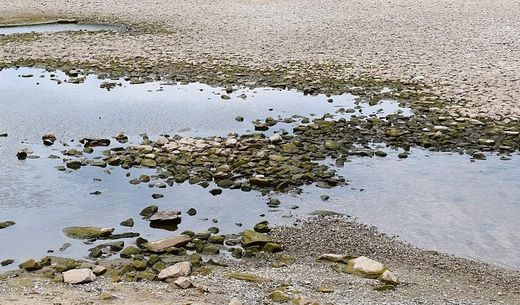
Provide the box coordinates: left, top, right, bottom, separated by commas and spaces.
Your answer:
42, 133, 57, 146
139, 205, 158, 218
241, 230, 272, 247
19, 259, 42, 271
0, 221, 15, 229
80, 138, 111, 147
143, 236, 192, 253
120, 218, 135, 227
1, 259, 14, 266
63, 226, 114, 239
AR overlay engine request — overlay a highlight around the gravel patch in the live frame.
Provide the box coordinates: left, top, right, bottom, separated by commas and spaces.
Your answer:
1, 217, 519, 304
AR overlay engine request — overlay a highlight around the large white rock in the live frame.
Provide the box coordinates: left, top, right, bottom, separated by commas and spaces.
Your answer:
345, 256, 386, 278
158, 262, 191, 280
63, 268, 96, 284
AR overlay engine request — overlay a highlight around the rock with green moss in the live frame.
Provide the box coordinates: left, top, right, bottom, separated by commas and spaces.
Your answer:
19, 259, 42, 271
139, 205, 158, 218
120, 246, 140, 258
0, 221, 15, 229
227, 272, 265, 283
63, 226, 114, 239
254, 221, 270, 233
263, 242, 283, 253
208, 235, 225, 244
268, 290, 291, 303
241, 230, 272, 247
120, 218, 134, 227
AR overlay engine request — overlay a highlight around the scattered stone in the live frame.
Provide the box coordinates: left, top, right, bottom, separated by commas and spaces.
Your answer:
320, 195, 330, 201
19, 259, 42, 271
0, 221, 15, 229
174, 276, 193, 289
318, 253, 348, 263
139, 205, 158, 218
187, 208, 197, 216
241, 230, 273, 247
120, 246, 140, 258
235, 116, 244, 122
263, 242, 283, 253
227, 272, 265, 283
92, 265, 107, 275
268, 290, 291, 303
143, 236, 192, 253
158, 262, 191, 280
63, 226, 114, 239
149, 210, 181, 223
254, 221, 270, 233
66, 160, 82, 169
63, 268, 96, 284
151, 193, 164, 199
1, 259, 14, 266
378, 270, 399, 285
80, 138, 110, 147
16, 150, 27, 160
317, 286, 334, 293
59, 243, 71, 252
120, 218, 135, 227
344, 256, 386, 279
42, 133, 57, 146
209, 188, 223, 196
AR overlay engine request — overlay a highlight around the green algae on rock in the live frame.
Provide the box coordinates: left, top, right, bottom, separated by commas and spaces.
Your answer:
62, 226, 114, 239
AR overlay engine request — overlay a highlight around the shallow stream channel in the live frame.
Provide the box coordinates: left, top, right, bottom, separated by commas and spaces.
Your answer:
0, 67, 519, 271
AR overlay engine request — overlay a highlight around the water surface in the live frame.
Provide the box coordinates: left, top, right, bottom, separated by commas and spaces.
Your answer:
0, 67, 518, 270
0, 23, 124, 35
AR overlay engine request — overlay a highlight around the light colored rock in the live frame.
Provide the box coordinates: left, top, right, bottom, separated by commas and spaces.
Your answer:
318, 253, 347, 263
269, 133, 283, 143
144, 236, 192, 253
173, 276, 192, 289
158, 262, 191, 280
345, 256, 386, 278
149, 210, 181, 222
92, 265, 106, 275
378, 270, 399, 285
229, 298, 243, 305
63, 268, 96, 284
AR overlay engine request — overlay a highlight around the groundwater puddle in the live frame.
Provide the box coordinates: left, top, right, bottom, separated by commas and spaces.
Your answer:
0, 67, 518, 270
0, 23, 124, 35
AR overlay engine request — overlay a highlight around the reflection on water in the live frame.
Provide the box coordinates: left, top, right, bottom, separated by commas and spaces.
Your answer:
0, 23, 124, 35
0, 67, 518, 271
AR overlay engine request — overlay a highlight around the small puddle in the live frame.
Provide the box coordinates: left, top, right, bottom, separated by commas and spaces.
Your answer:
0, 67, 518, 271
0, 23, 124, 35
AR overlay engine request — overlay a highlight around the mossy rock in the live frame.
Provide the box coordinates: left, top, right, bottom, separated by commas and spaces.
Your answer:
268, 290, 291, 303
18, 259, 42, 271
227, 272, 265, 283
63, 226, 114, 239
0, 221, 15, 229
241, 230, 272, 247
263, 242, 283, 253
254, 221, 270, 233
208, 235, 225, 244
139, 205, 158, 218
120, 246, 140, 258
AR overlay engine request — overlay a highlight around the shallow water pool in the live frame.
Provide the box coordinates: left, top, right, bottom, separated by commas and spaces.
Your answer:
0, 67, 518, 270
